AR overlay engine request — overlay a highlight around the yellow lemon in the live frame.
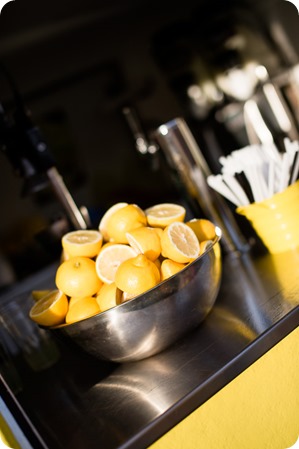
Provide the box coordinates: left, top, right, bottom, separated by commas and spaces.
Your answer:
145, 203, 186, 228
121, 290, 138, 302
200, 240, 213, 255
186, 218, 217, 242
55, 256, 102, 297
99, 202, 128, 242
29, 289, 68, 327
104, 204, 147, 243
153, 227, 163, 239
161, 221, 200, 263
95, 243, 137, 284
60, 249, 70, 263
61, 229, 103, 258
160, 259, 187, 281
68, 296, 84, 308
65, 296, 100, 324
126, 226, 161, 261
115, 254, 160, 296
96, 282, 118, 312
154, 257, 162, 270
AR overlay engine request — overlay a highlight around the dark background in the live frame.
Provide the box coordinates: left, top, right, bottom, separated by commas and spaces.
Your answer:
0, 0, 298, 280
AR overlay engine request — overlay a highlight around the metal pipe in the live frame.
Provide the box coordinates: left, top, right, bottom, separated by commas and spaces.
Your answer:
46, 167, 89, 230
154, 118, 249, 254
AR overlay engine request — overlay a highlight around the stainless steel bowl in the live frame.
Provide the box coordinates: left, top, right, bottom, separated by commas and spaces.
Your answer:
50, 228, 222, 363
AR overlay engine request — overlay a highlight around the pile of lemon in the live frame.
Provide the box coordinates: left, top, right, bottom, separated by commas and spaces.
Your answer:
29, 202, 217, 327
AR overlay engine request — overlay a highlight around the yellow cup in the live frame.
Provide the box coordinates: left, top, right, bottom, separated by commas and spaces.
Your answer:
236, 180, 299, 254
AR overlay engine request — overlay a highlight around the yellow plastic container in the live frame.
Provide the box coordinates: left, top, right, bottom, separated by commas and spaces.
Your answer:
236, 180, 299, 254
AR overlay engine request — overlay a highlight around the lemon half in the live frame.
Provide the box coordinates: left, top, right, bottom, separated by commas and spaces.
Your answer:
29, 289, 68, 327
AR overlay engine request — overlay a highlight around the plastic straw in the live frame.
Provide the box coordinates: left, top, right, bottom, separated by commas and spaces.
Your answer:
207, 175, 241, 207
222, 173, 250, 205
278, 152, 291, 192
289, 150, 299, 184
207, 140, 299, 207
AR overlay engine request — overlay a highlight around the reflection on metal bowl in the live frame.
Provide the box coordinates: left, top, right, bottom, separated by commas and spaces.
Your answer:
49, 228, 222, 363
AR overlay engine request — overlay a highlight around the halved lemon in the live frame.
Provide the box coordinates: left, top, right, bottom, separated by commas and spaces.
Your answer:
115, 254, 160, 296
96, 282, 118, 312
126, 226, 161, 261
55, 256, 102, 297
104, 204, 147, 243
65, 296, 101, 324
160, 259, 187, 281
186, 218, 216, 242
98, 202, 128, 242
95, 243, 137, 284
29, 289, 68, 327
145, 203, 186, 228
161, 221, 200, 263
62, 230, 103, 258
200, 240, 213, 255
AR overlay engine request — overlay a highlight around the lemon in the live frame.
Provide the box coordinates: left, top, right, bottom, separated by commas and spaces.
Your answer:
160, 259, 187, 281
186, 218, 216, 242
104, 204, 147, 243
200, 240, 213, 255
68, 296, 84, 308
161, 221, 200, 263
99, 202, 128, 241
60, 249, 70, 262
95, 243, 137, 284
154, 257, 162, 270
96, 282, 118, 312
145, 203, 186, 228
29, 289, 68, 327
115, 254, 160, 296
121, 290, 138, 302
153, 227, 163, 239
126, 226, 161, 261
31, 290, 52, 302
62, 230, 103, 258
65, 296, 100, 324
55, 256, 102, 297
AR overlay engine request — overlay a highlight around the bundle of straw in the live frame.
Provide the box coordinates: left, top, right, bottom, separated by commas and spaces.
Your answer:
207, 138, 299, 207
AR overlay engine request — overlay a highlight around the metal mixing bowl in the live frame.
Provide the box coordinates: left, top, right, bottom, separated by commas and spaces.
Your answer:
50, 227, 222, 363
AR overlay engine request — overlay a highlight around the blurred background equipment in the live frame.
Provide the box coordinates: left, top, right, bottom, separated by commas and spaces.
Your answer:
0, 65, 90, 231
0, 0, 299, 278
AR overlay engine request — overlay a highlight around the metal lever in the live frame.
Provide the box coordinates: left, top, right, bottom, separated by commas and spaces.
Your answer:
0, 102, 90, 230
46, 167, 89, 230
122, 106, 159, 155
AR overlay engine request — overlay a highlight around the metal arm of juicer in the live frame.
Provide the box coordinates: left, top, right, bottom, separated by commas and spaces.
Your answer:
154, 118, 249, 254
0, 102, 89, 230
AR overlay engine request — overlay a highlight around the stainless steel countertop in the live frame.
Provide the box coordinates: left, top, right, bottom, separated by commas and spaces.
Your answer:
1, 248, 299, 449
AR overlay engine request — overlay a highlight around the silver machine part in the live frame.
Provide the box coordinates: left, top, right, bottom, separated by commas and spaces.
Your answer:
154, 117, 249, 254
46, 166, 90, 230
